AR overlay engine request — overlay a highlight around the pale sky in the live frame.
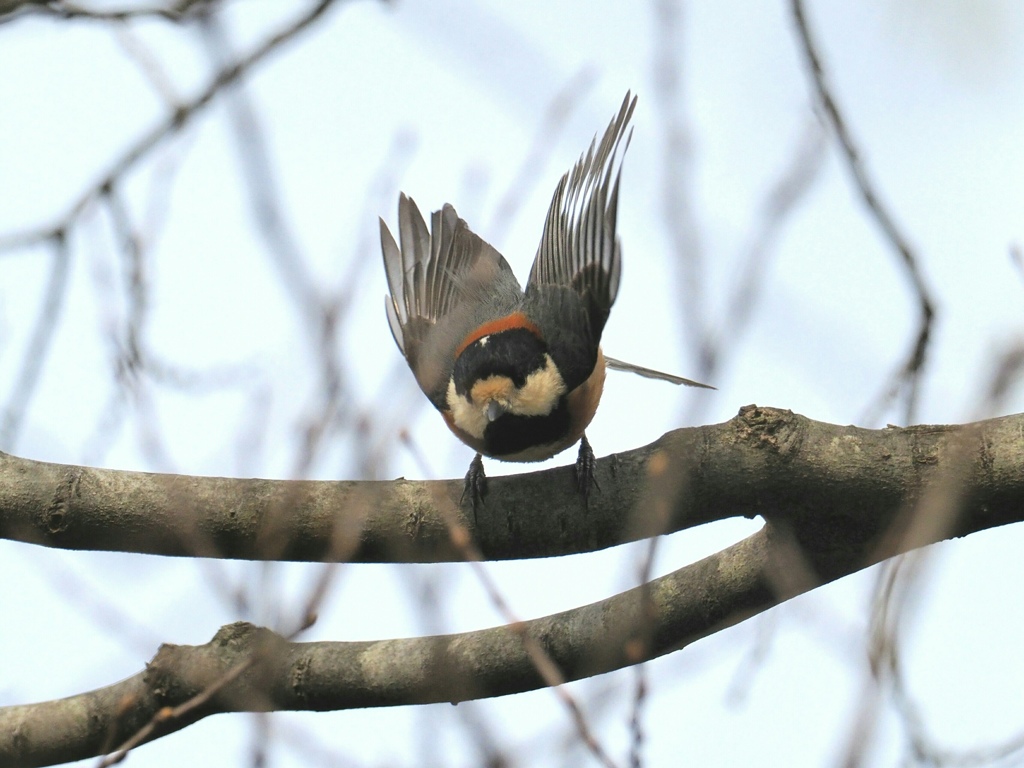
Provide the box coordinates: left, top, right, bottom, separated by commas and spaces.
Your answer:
2, 1, 1023, 766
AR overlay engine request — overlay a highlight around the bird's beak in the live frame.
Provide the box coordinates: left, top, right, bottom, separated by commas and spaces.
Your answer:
486, 400, 506, 422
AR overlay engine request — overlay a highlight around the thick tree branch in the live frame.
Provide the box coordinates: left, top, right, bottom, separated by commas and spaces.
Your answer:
0, 532, 804, 767
2, 406, 1023, 765
1, 406, 1022, 566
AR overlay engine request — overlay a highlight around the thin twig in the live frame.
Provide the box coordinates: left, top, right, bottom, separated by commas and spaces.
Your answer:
486, 69, 597, 245
651, 0, 709, 370
790, 0, 936, 425
0, 232, 70, 450
713, 116, 827, 364
198, 11, 320, 315
0, 0, 339, 255
97, 597, 317, 767
841, 342, 1024, 766
112, 18, 183, 105
440, 513, 620, 768
96, 642, 264, 767
6, 0, 212, 24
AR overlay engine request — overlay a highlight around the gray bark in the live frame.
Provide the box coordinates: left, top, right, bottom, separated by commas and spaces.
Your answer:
1, 405, 1021, 766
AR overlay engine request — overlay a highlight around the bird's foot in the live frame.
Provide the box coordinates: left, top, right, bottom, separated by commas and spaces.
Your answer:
461, 453, 488, 519
574, 434, 600, 504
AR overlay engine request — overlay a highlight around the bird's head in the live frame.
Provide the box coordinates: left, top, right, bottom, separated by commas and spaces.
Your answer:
445, 314, 567, 443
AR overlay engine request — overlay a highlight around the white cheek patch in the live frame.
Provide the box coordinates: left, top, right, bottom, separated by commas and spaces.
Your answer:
447, 379, 487, 439
446, 354, 568, 437
509, 354, 566, 416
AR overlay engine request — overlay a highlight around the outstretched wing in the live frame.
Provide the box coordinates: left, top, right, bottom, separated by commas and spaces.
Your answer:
381, 194, 523, 408
525, 92, 636, 390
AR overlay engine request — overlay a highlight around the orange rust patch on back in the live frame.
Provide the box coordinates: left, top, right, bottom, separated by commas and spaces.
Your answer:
565, 347, 606, 442
455, 312, 542, 357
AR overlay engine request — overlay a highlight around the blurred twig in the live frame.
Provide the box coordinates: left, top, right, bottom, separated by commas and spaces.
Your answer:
0, 233, 69, 450
20, 550, 165, 655
198, 12, 320, 318
486, 69, 597, 245
111, 18, 183, 104
712, 116, 827, 367
437, 506, 621, 768
0, 0, 342, 457
1010, 244, 1024, 287
197, 9, 340, 472
841, 342, 1024, 767
644, 27, 827, 740
0, 0, 340, 255
790, 0, 936, 425
651, 0, 709, 370
2, 0, 214, 24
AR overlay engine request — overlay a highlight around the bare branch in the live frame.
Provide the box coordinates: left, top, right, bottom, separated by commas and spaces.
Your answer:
436, 511, 619, 768
0, 406, 1021, 565
0, 528, 826, 767
5, 404, 1020, 768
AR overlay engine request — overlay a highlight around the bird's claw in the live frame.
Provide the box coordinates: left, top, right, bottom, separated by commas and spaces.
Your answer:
461, 453, 488, 519
574, 435, 600, 504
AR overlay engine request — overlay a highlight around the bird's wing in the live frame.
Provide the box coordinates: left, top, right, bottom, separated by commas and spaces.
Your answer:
524, 92, 636, 390
604, 355, 715, 389
381, 194, 522, 408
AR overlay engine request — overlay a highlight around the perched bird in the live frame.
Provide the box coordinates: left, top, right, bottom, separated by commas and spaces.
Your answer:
380, 93, 712, 508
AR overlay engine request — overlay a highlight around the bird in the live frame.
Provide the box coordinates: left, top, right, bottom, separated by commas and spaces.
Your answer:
379, 92, 712, 510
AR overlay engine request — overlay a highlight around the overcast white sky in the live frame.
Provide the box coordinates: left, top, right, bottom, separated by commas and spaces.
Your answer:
2, 1, 1024, 766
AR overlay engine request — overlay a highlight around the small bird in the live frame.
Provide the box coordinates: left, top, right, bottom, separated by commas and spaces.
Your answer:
380, 93, 712, 508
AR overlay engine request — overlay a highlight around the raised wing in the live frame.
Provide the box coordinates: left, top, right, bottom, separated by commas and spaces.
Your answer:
381, 194, 523, 408
527, 92, 635, 334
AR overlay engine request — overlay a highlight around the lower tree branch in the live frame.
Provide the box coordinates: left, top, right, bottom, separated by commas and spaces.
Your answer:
0, 530, 771, 767
1, 406, 1022, 765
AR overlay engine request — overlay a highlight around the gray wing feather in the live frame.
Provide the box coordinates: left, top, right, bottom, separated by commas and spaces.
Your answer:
527, 92, 636, 331
604, 356, 715, 389
381, 194, 429, 353
381, 194, 522, 407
